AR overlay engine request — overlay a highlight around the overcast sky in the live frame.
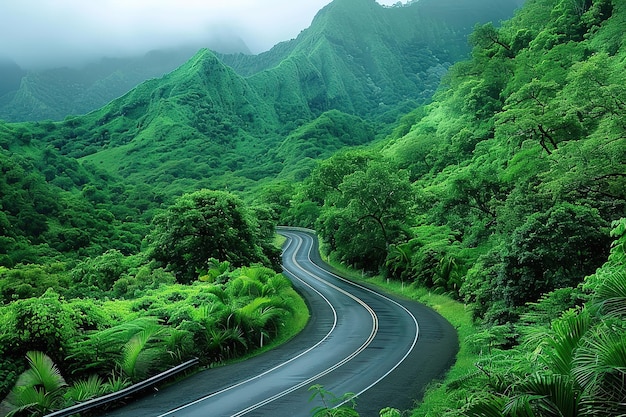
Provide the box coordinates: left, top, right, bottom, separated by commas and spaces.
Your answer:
0, 0, 402, 69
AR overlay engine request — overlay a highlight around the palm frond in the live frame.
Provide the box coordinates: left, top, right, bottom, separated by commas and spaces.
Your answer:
6, 352, 68, 416
203, 284, 229, 303
594, 270, 626, 318
261, 274, 291, 297
67, 317, 164, 369
503, 394, 542, 417
120, 321, 168, 381
462, 393, 506, 417
191, 301, 228, 325
541, 308, 591, 376
17, 351, 67, 393
240, 266, 275, 283
574, 325, 626, 414
238, 297, 273, 318
205, 326, 247, 361
5, 387, 49, 417
227, 275, 264, 298
65, 374, 105, 403
513, 373, 580, 417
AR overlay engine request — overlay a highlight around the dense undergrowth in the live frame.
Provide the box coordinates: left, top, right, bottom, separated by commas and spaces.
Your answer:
406, 219, 626, 417
0, 256, 308, 415
1, 0, 625, 415
0, 186, 294, 415
281, 0, 625, 415
310, 218, 626, 416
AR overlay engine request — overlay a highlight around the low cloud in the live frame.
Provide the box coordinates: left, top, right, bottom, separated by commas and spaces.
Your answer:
0, 0, 401, 69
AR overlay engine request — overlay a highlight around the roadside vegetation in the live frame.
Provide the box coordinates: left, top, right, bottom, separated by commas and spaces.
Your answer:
0, 189, 307, 416
315, 218, 625, 416
1, 0, 624, 416
284, 0, 626, 415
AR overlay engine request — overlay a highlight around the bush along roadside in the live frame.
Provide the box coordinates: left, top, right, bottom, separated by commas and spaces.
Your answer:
0, 262, 309, 417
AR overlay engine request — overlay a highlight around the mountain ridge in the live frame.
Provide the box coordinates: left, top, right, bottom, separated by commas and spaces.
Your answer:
28, 0, 520, 195
0, 38, 252, 123
1, 0, 521, 124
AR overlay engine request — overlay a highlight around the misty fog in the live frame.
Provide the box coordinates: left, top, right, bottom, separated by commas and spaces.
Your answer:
0, 0, 404, 70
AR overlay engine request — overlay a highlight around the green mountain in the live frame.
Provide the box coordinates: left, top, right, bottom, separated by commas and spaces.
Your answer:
33, 0, 520, 196
0, 0, 522, 266
299, 0, 625, 310
0, 0, 517, 124
0, 40, 251, 123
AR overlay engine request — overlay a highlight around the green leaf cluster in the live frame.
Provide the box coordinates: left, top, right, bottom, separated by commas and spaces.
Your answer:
146, 189, 280, 283
0, 263, 303, 413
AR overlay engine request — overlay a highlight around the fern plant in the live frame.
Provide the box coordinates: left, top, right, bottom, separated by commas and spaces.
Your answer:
64, 374, 106, 403
5, 351, 68, 417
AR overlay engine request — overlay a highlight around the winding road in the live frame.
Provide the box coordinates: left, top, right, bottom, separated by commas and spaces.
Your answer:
103, 228, 458, 417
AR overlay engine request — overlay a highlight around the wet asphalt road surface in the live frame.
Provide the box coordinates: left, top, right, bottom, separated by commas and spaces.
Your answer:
101, 228, 458, 417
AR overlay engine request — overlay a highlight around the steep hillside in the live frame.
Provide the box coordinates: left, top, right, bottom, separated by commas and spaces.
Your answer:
25, 0, 520, 196
284, 0, 625, 412
223, 0, 521, 115
0, 39, 251, 123
297, 0, 625, 313
58, 50, 285, 194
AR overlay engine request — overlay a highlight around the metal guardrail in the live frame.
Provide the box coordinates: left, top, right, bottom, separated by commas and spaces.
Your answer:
45, 357, 199, 417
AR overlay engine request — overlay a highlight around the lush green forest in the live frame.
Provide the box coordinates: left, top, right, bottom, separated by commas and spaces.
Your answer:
0, 45, 250, 123
290, 0, 625, 321
1, 0, 625, 415
283, 0, 625, 415
0, 0, 525, 414
0, 184, 303, 414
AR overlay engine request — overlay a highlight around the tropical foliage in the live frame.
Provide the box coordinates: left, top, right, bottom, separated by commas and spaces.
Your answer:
442, 219, 626, 417
281, 0, 625, 414
1, 0, 624, 415
0, 263, 303, 414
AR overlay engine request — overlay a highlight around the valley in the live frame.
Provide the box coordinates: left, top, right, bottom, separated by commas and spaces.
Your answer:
1, 0, 625, 416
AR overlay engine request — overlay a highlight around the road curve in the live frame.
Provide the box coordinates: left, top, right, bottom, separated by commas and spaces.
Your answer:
102, 228, 458, 417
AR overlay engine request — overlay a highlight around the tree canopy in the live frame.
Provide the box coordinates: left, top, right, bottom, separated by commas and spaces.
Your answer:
147, 189, 279, 283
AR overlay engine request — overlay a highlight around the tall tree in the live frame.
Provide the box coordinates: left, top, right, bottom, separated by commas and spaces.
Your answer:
147, 190, 278, 283
316, 159, 413, 269
497, 202, 610, 308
